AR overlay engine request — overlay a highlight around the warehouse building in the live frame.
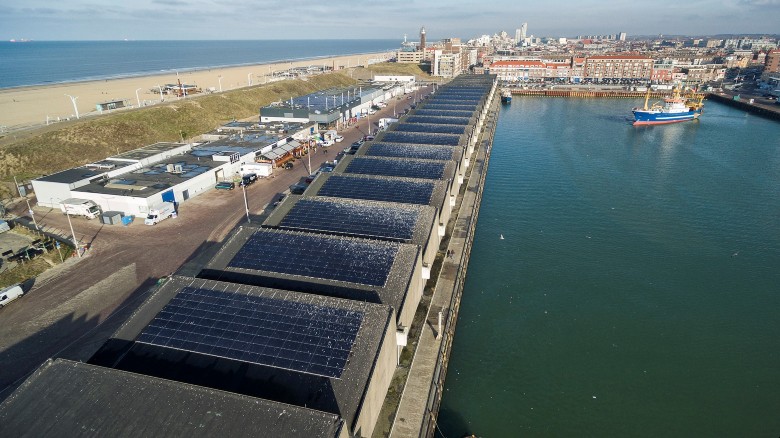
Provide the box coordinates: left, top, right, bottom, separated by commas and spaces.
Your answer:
0, 358, 348, 438
88, 276, 396, 438
263, 195, 439, 280
198, 228, 423, 332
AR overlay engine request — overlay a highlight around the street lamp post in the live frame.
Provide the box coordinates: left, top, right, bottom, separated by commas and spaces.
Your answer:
24, 197, 38, 230
65, 210, 81, 258
156, 85, 164, 102
65, 94, 79, 119
135, 88, 142, 108
241, 183, 251, 223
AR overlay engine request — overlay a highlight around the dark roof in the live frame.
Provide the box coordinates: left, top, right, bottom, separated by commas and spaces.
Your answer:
197, 228, 419, 317
359, 142, 463, 163
335, 155, 457, 181
0, 359, 344, 438
263, 195, 437, 245
89, 276, 393, 433
305, 173, 449, 212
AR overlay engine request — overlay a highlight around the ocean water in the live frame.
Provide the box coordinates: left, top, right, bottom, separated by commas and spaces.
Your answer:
0, 40, 398, 89
438, 98, 780, 436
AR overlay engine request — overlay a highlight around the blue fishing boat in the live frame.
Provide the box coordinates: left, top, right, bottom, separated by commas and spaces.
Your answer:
632, 88, 704, 125
501, 89, 512, 104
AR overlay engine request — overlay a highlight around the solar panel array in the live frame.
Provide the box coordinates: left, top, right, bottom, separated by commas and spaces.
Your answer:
414, 109, 475, 118
279, 198, 420, 241
318, 175, 435, 205
395, 124, 466, 135
228, 230, 399, 287
345, 157, 447, 179
136, 286, 363, 378
381, 131, 461, 146
366, 143, 456, 161
420, 104, 478, 111
405, 116, 471, 125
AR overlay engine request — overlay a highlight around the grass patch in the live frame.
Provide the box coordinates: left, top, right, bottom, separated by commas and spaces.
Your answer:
0, 72, 357, 180
0, 229, 74, 288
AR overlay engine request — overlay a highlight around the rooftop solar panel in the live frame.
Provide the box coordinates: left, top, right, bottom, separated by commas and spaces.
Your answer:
136, 286, 363, 378
318, 175, 434, 205
380, 132, 461, 146
228, 230, 398, 287
345, 157, 447, 179
366, 143, 456, 161
395, 124, 466, 135
279, 198, 420, 241
414, 109, 475, 118
405, 116, 471, 125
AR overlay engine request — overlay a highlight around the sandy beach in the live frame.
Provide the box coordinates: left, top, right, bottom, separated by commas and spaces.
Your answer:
0, 52, 391, 131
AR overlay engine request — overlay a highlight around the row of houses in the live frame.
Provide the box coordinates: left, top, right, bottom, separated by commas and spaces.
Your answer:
0, 75, 499, 438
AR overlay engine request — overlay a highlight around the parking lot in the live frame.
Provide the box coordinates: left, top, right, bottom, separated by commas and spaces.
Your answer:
0, 85, 431, 399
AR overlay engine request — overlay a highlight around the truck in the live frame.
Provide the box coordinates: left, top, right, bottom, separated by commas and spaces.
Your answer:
60, 198, 101, 220
378, 117, 398, 130
144, 202, 176, 225
240, 162, 273, 178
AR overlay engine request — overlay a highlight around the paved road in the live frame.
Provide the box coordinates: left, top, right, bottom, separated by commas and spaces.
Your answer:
0, 87, 432, 399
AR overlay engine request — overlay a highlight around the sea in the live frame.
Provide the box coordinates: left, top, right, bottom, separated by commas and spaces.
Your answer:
438, 98, 780, 437
0, 40, 399, 89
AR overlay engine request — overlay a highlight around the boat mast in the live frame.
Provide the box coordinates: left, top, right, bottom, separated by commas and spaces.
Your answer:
643, 87, 651, 110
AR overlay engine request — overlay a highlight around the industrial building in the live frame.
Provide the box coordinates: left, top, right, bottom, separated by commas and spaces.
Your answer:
87, 276, 397, 438
30, 123, 316, 217
304, 174, 452, 238
0, 359, 348, 438
198, 227, 424, 332
263, 195, 439, 280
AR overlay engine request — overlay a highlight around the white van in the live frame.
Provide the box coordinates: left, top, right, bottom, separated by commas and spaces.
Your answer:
0, 284, 24, 308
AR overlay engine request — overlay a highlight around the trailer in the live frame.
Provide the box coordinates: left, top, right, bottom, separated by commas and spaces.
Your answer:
144, 202, 176, 225
60, 198, 101, 220
240, 162, 273, 178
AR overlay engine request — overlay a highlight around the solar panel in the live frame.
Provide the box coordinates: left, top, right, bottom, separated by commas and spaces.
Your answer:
228, 230, 398, 287
318, 175, 435, 205
279, 198, 420, 241
405, 116, 471, 125
380, 132, 461, 146
345, 157, 447, 179
395, 124, 466, 135
136, 286, 363, 378
366, 143, 456, 161
414, 109, 475, 118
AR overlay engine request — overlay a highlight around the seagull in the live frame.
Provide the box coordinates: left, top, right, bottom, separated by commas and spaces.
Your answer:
500, 234, 504, 240
732, 251, 740, 257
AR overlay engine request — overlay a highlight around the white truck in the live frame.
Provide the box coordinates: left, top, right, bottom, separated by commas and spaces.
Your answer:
240, 162, 273, 178
60, 198, 101, 220
144, 202, 176, 225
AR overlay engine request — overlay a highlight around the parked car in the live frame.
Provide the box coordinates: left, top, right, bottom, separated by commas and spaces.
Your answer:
320, 140, 334, 147
282, 162, 294, 170
240, 173, 258, 187
289, 183, 307, 195
305, 173, 319, 184
0, 284, 24, 309
215, 181, 235, 190
334, 135, 344, 142
363, 135, 375, 141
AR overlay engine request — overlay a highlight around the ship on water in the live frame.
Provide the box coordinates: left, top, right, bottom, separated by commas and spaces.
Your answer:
501, 89, 512, 104
632, 88, 704, 125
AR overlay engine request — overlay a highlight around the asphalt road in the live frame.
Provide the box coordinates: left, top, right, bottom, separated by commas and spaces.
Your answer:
0, 87, 432, 400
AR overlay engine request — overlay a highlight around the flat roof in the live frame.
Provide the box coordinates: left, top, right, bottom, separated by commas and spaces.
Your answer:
90, 276, 393, 431
35, 167, 109, 184
110, 142, 187, 161
305, 174, 449, 210
393, 123, 467, 135
263, 195, 437, 246
73, 152, 222, 197
403, 115, 473, 125
376, 131, 464, 147
198, 227, 418, 317
0, 358, 344, 438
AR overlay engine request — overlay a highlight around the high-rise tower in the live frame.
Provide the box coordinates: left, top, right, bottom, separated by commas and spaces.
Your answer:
520, 22, 527, 40
420, 27, 426, 50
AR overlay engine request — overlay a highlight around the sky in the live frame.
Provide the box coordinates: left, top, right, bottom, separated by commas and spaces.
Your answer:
1, 0, 778, 41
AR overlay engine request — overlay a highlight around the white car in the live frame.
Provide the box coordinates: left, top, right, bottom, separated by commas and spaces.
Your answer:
0, 284, 24, 309
334, 135, 344, 143
319, 140, 334, 147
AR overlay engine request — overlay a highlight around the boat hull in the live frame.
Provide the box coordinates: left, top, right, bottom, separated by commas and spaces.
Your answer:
632, 109, 701, 126
501, 96, 512, 104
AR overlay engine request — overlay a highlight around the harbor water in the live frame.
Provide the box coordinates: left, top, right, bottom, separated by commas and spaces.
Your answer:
438, 98, 780, 436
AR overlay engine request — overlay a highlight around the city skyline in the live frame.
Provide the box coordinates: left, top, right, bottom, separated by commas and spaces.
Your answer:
2, 0, 779, 41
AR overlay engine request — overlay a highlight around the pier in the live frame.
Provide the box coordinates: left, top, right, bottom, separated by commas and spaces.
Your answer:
507, 89, 671, 99
387, 87, 500, 438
